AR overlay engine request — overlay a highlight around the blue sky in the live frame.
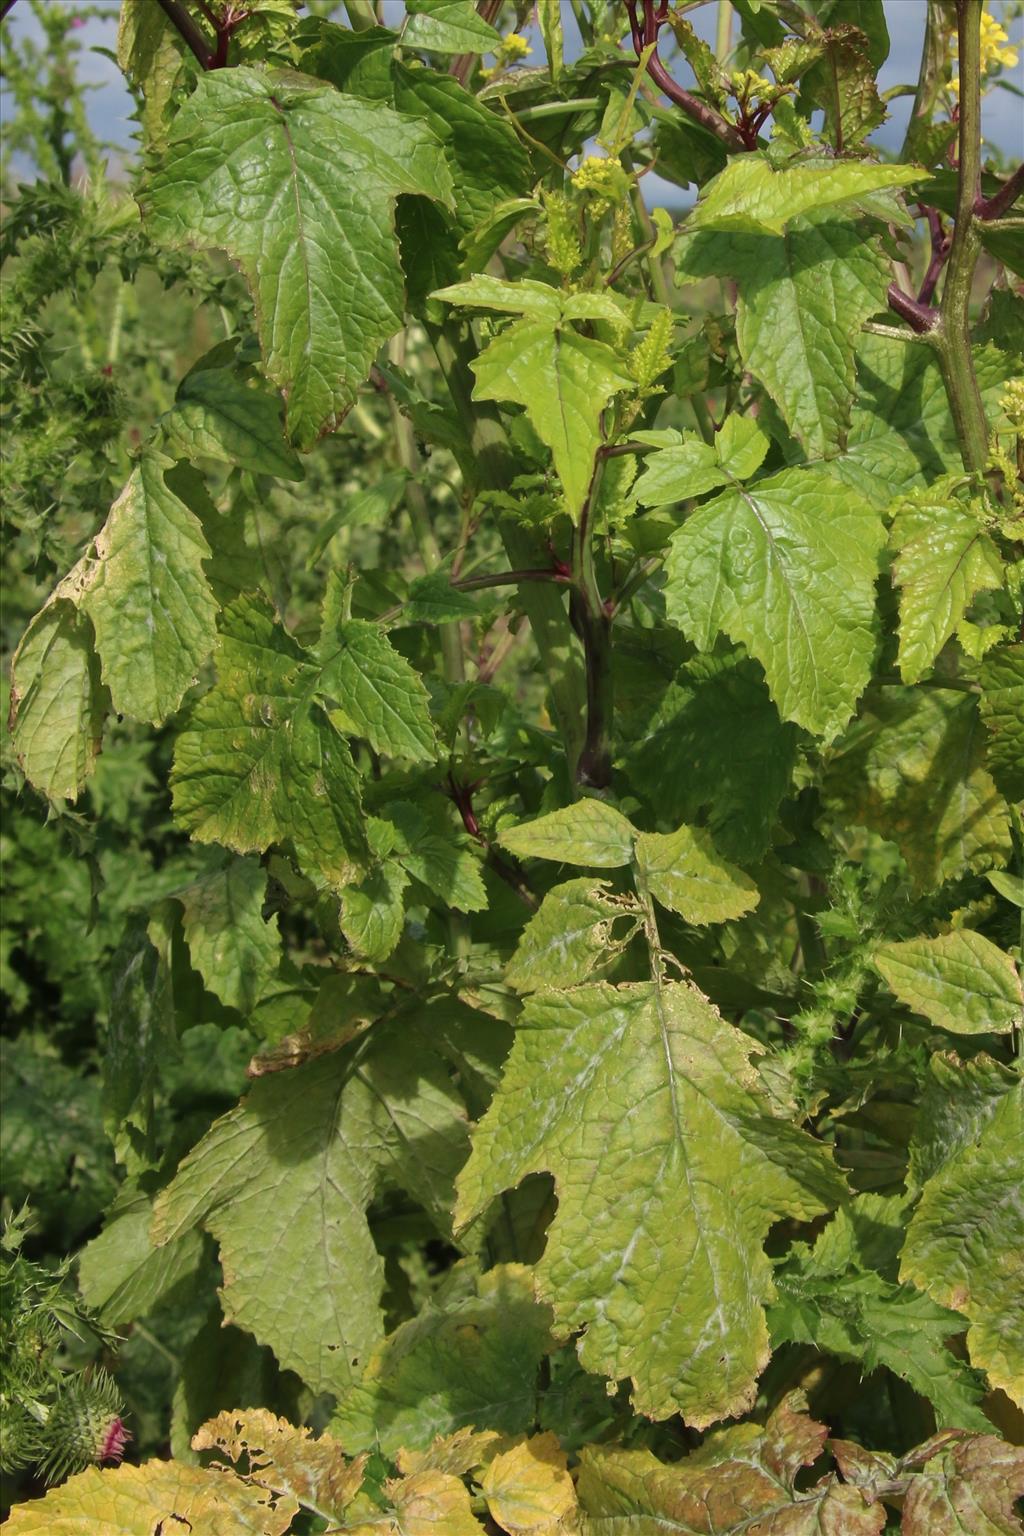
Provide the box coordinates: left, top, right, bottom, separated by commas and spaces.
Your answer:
3, 0, 1022, 187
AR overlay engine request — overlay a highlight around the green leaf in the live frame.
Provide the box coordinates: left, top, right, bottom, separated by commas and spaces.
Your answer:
576, 1391, 885, 1533
383, 800, 487, 913
433, 274, 562, 318
499, 801, 636, 868
901, 1436, 1024, 1536
392, 66, 530, 238
800, 24, 885, 149
873, 930, 1023, 1036
455, 982, 843, 1425
686, 152, 924, 234
900, 1081, 1024, 1408
978, 644, 1024, 802
340, 859, 409, 962
3, 1462, 296, 1536
403, 0, 501, 54
296, 19, 398, 101
890, 494, 1004, 683
143, 68, 453, 449
319, 620, 437, 763
623, 653, 798, 863
78, 454, 219, 726
332, 1263, 552, 1456
907, 1050, 1019, 1196
634, 435, 730, 506
77, 1188, 206, 1325
152, 1017, 471, 1397
468, 318, 631, 521
171, 594, 369, 891
116, 0, 185, 151
505, 878, 638, 993
664, 468, 885, 740
634, 824, 759, 924
9, 597, 107, 802
161, 357, 305, 480
771, 1267, 989, 1431
836, 334, 1011, 505
176, 857, 282, 1015
769, 1195, 989, 1432
826, 687, 1012, 892
677, 215, 892, 457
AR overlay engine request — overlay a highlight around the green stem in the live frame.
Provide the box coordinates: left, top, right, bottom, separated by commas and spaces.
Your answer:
715, 0, 734, 63
343, 0, 378, 30
935, 0, 990, 475
899, 0, 952, 160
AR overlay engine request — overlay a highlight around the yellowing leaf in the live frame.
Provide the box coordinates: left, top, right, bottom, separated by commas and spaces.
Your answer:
901, 1082, 1024, 1407
9, 595, 107, 803
873, 930, 1023, 1036
481, 1433, 579, 1535
192, 1409, 365, 1522
455, 983, 843, 1425
396, 1427, 501, 1478
576, 1391, 885, 1534
3, 1460, 296, 1535
349, 1469, 485, 1536
499, 801, 636, 867
890, 496, 1004, 684
634, 824, 759, 925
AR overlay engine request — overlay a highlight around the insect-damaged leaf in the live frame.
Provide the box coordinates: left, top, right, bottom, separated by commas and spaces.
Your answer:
575, 1391, 885, 1533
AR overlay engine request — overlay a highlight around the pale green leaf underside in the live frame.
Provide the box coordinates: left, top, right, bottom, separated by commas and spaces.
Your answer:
9, 597, 107, 802
455, 981, 843, 1426
687, 153, 924, 234
152, 1022, 469, 1396
874, 930, 1023, 1036
900, 1083, 1024, 1408
890, 499, 1004, 683
80, 454, 219, 726
78, 1192, 205, 1326
665, 468, 885, 739
144, 68, 453, 449
177, 856, 282, 1014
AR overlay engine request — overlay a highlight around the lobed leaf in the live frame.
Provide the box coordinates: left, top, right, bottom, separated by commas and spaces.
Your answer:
664, 468, 885, 740
143, 68, 453, 448
455, 982, 844, 1425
